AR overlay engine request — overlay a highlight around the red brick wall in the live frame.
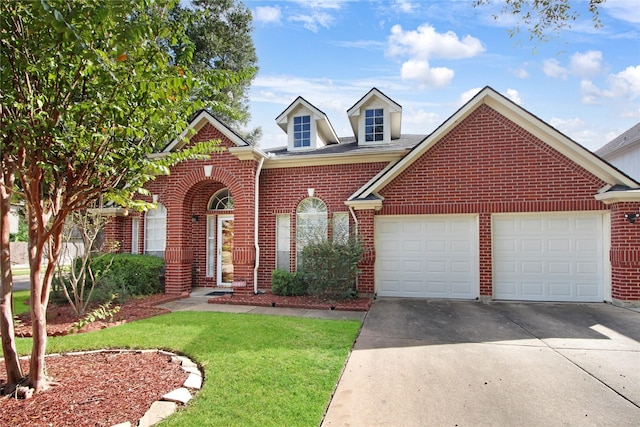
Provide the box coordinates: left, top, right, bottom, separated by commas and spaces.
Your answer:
377, 104, 609, 297
609, 202, 640, 301
257, 162, 388, 290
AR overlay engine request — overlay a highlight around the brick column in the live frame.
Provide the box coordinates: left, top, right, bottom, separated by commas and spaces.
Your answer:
355, 209, 376, 295
164, 246, 193, 296
609, 202, 640, 306
478, 213, 493, 301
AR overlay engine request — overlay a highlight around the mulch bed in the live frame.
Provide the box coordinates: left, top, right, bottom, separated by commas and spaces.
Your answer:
208, 290, 372, 311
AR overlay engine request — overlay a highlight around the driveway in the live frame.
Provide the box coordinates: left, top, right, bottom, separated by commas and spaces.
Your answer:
322, 298, 640, 426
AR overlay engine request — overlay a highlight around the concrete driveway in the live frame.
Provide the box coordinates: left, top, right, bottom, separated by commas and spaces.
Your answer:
322, 298, 640, 426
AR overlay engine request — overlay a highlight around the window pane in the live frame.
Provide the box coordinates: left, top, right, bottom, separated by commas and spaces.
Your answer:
333, 213, 349, 244
276, 214, 291, 272
296, 198, 328, 268
131, 218, 139, 254
364, 109, 384, 142
144, 204, 166, 256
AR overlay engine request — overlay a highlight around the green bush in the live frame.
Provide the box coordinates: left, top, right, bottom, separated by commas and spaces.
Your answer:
55, 253, 165, 304
300, 238, 363, 299
271, 269, 307, 296
92, 253, 165, 301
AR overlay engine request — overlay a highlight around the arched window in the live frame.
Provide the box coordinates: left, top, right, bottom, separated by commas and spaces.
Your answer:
208, 188, 234, 210
144, 203, 166, 257
296, 197, 327, 268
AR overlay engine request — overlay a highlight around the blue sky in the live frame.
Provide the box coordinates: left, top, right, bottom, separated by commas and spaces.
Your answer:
239, 0, 640, 151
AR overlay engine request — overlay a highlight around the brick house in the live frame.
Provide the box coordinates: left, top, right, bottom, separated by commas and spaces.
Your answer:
104, 86, 640, 306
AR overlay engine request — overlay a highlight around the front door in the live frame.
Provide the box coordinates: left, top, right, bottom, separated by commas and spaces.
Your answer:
217, 215, 234, 286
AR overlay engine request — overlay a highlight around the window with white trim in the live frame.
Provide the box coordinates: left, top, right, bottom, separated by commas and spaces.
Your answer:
332, 212, 349, 244
206, 215, 216, 277
296, 197, 327, 268
144, 203, 166, 257
365, 108, 384, 142
208, 188, 234, 210
293, 115, 311, 148
131, 217, 139, 254
276, 214, 291, 272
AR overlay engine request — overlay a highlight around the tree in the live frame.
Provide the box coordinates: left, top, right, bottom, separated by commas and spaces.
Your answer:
474, 0, 606, 42
0, 0, 245, 393
171, 0, 261, 143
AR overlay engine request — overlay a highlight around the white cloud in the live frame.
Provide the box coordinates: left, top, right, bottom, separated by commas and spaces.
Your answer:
402, 108, 440, 128
602, 0, 640, 24
505, 89, 522, 105
289, 12, 334, 32
580, 64, 640, 103
394, 0, 418, 13
458, 87, 482, 106
388, 24, 485, 60
387, 24, 484, 88
400, 60, 454, 88
549, 117, 600, 149
294, 0, 345, 9
512, 67, 530, 79
542, 58, 569, 79
570, 51, 604, 78
254, 6, 281, 24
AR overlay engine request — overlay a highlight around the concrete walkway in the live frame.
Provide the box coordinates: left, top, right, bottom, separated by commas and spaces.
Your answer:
158, 287, 367, 322
322, 298, 640, 426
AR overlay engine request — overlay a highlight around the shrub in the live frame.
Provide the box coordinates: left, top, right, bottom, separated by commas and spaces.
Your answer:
92, 253, 165, 301
300, 238, 363, 299
271, 269, 307, 296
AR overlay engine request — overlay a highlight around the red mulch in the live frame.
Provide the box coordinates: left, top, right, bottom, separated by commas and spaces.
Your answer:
0, 351, 188, 427
208, 290, 372, 311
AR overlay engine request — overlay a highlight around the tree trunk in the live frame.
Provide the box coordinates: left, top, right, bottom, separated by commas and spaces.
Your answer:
0, 165, 23, 392
27, 233, 50, 392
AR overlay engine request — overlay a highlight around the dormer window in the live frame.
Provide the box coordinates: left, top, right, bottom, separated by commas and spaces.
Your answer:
293, 115, 311, 148
365, 109, 384, 142
347, 88, 402, 146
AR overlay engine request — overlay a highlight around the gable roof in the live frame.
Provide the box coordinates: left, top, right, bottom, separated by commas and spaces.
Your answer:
275, 96, 340, 145
346, 87, 402, 139
161, 109, 249, 153
348, 86, 639, 203
595, 122, 640, 158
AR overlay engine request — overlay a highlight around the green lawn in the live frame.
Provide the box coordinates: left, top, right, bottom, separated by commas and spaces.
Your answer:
16, 311, 361, 426
13, 290, 30, 315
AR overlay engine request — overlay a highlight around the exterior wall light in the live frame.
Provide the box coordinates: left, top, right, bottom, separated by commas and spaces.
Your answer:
624, 213, 639, 224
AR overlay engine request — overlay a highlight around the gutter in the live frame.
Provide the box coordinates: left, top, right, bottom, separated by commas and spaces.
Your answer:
253, 156, 266, 294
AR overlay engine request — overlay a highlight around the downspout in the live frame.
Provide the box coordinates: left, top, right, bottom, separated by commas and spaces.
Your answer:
253, 156, 265, 294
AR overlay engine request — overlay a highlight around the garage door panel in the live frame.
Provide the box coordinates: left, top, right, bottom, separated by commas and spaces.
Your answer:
494, 213, 604, 302
375, 215, 478, 299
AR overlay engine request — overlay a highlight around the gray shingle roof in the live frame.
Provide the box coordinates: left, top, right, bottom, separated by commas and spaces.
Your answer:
595, 122, 640, 158
264, 134, 426, 157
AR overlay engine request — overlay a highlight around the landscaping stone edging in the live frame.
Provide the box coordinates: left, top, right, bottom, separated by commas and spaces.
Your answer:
41, 349, 202, 427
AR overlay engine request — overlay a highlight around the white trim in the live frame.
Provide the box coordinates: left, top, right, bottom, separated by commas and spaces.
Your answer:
594, 189, 640, 204
163, 110, 248, 153
217, 214, 234, 286
262, 151, 407, 169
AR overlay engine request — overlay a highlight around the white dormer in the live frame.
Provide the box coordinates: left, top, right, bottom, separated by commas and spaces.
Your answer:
347, 88, 402, 145
276, 97, 339, 152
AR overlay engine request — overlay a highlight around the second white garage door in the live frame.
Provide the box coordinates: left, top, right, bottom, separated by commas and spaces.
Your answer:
493, 212, 606, 302
375, 215, 479, 299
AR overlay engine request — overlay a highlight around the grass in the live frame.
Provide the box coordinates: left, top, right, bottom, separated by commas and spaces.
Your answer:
11, 268, 30, 277
13, 290, 30, 315
15, 311, 361, 427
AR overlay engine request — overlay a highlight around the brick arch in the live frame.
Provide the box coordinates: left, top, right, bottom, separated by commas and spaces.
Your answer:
165, 166, 249, 209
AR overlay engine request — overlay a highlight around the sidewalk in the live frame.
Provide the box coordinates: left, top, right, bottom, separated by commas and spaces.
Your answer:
157, 287, 367, 321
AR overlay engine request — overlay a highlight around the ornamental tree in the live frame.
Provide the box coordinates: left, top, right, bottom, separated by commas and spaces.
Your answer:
0, 0, 248, 393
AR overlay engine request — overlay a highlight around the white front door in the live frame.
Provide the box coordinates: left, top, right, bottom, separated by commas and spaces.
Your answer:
375, 215, 479, 299
217, 215, 234, 286
493, 212, 606, 302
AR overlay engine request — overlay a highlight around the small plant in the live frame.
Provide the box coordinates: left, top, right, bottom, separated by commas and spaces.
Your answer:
70, 294, 121, 333
271, 269, 307, 296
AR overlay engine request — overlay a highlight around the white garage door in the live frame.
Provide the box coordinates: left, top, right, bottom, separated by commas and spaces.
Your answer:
493, 212, 606, 302
375, 215, 479, 299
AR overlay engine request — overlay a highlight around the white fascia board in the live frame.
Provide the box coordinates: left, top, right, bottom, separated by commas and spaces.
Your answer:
262, 151, 405, 169
344, 198, 383, 211
594, 189, 640, 204
228, 145, 269, 161
163, 110, 248, 153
